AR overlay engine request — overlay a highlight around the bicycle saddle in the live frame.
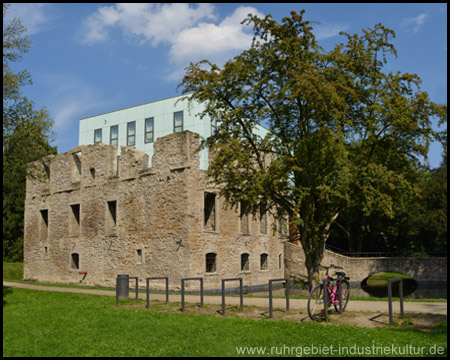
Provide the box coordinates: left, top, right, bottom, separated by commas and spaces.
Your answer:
335, 271, 346, 277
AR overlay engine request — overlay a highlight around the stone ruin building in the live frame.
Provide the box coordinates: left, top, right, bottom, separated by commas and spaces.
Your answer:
23, 95, 288, 291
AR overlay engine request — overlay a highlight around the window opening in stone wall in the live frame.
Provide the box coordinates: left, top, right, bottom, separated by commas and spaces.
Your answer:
94, 128, 102, 143
136, 249, 143, 264
90, 168, 96, 179
174, 111, 183, 133
260, 253, 268, 270
44, 246, 48, 255
115, 156, 119, 175
106, 200, 117, 235
145, 117, 154, 143
205, 253, 217, 273
279, 254, 282, 269
240, 201, 250, 234
72, 151, 82, 182
127, 121, 136, 146
70, 204, 80, 236
40, 209, 49, 239
278, 216, 289, 237
110, 125, 118, 147
204, 192, 216, 231
43, 163, 51, 180
71, 253, 79, 270
259, 204, 267, 235
241, 253, 250, 272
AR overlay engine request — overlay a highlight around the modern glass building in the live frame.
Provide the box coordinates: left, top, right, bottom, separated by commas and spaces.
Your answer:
79, 93, 268, 170
79, 94, 213, 169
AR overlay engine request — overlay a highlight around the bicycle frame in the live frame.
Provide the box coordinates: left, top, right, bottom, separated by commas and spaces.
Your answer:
307, 264, 350, 321
323, 272, 345, 305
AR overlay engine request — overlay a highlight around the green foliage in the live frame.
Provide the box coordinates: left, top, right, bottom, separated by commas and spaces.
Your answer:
179, 10, 446, 289
412, 153, 447, 255
3, 4, 57, 261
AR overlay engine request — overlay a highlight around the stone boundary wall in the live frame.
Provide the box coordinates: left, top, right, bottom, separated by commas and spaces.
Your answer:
284, 242, 447, 284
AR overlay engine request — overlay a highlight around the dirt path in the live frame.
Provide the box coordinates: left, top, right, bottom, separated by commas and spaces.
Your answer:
3, 281, 446, 315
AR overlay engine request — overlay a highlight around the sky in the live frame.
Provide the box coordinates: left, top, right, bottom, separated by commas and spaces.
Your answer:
6, 3, 447, 168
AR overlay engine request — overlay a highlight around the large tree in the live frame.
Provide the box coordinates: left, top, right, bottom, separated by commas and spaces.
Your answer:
3, 4, 57, 261
179, 10, 446, 289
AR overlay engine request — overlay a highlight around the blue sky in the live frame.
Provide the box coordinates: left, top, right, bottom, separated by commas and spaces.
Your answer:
6, 3, 447, 168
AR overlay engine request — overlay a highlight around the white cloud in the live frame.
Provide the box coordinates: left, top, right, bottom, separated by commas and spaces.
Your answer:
5, 3, 58, 35
170, 6, 263, 65
401, 13, 428, 33
80, 3, 262, 67
80, 3, 217, 46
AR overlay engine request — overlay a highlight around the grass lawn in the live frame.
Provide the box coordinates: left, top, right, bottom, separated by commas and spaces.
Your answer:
3, 287, 447, 357
3, 262, 23, 282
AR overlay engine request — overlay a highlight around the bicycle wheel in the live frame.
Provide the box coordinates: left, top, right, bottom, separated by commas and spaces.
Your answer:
334, 280, 350, 313
307, 284, 330, 321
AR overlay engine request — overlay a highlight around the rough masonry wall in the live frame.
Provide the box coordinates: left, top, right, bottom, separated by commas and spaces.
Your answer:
24, 131, 285, 290
284, 242, 447, 285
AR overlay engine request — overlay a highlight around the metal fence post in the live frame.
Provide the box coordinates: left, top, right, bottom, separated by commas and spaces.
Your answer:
221, 279, 225, 315
128, 276, 138, 301
268, 278, 289, 318
399, 279, 404, 316
388, 277, 404, 325
146, 278, 150, 308
338, 277, 343, 314
269, 280, 273, 318
181, 278, 203, 312
388, 277, 405, 324
285, 279, 290, 312
181, 279, 185, 312
323, 277, 328, 321
239, 278, 243, 311
146, 277, 169, 309
221, 278, 244, 315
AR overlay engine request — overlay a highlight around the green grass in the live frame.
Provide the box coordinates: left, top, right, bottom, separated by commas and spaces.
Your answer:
3, 288, 447, 357
2, 262, 23, 282
366, 272, 414, 287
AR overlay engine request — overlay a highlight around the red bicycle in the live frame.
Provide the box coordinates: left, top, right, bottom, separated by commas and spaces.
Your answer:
307, 264, 350, 321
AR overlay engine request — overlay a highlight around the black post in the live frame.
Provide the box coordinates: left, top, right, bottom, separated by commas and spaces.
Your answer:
181, 279, 185, 312
165, 277, 169, 304
115, 276, 119, 305
285, 279, 290, 312
399, 279, 404, 316
146, 277, 169, 309
129, 276, 138, 301
323, 278, 328, 321
239, 278, 243, 311
221, 279, 225, 315
269, 280, 273, 318
388, 279, 393, 325
268, 278, 289, 318
146, 278, 150, 308
181, 278, 203, 312
388, 277, 404, 325
338, 277, 343, 314
221, 278, 244, 315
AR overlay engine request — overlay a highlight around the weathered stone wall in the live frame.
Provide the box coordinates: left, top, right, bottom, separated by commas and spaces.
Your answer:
284, 242, 447, 285
24, 131, 285, 290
